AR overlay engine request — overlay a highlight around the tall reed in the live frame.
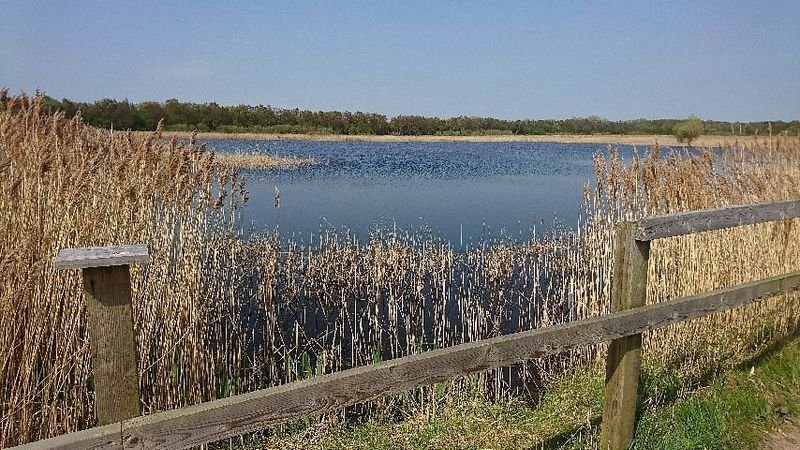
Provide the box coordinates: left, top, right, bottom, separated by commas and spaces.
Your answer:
0, 91, 246, 444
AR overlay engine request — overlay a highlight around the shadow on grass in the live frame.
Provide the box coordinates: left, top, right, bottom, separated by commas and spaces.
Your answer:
538, 416, 602, 450
735, 328, 800, 370
535, 330, 800, 449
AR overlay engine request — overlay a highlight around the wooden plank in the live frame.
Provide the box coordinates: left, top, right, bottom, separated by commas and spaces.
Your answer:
83, 265, 142, 425
601, 223, 650, 449
634, 199, 800, 241
54, 245, 149, 270
7, 423, 123, 450
120, 270, 800, 450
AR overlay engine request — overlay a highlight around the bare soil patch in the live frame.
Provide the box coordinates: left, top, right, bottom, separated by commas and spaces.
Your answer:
763, 419, 800, 450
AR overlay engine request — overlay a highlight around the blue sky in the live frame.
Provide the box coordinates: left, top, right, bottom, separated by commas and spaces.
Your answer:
2, 1, 798, 121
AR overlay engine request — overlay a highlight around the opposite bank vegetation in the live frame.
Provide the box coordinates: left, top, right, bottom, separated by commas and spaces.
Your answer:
2, 91, 800, 448
11, 91, 800, 138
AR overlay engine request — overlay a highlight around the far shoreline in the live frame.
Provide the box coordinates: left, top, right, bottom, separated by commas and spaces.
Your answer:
154, 131, 762, 147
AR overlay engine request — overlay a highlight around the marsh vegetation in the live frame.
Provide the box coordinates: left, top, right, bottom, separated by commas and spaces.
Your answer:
2, 92, 800, 447
213, 151, 317, 170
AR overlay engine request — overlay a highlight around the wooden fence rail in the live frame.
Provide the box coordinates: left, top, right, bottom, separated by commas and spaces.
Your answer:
603, 199, 800, 447
13, 200, 800, 450
635, 199, 800, 240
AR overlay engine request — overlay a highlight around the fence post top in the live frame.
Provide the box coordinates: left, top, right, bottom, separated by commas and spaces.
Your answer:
53, 244, 149, 270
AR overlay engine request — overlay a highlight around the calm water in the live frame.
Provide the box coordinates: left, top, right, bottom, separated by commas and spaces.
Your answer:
204, 139, 634, 246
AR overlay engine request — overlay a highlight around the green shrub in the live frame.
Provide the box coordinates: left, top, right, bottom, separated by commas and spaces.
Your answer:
673, 115, 704, 145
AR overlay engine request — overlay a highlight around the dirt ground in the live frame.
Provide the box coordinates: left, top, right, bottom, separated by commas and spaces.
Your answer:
763, 419, 800, 449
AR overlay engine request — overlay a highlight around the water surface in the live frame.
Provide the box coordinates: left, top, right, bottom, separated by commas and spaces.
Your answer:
204, 139, 634, 246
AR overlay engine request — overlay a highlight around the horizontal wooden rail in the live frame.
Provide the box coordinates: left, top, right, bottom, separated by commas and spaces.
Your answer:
16, 270, 800, 450
54, 245, 150, 270
634, 199, 800, 241
11, 423, 123, 450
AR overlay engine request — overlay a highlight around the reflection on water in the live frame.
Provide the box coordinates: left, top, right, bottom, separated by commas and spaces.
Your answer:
203, 139, 636, 246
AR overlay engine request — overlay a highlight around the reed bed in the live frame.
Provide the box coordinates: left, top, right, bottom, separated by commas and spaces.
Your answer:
2, 91, 800, 447
213, 152, 317, 170
0, 92, 247, 444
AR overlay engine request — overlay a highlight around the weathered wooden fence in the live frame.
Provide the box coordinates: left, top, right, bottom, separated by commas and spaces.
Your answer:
13, 200, 800, 450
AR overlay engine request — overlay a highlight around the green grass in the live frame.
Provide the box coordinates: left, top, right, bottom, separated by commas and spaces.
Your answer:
630, 338, 800, 449
248, 337, 800, 450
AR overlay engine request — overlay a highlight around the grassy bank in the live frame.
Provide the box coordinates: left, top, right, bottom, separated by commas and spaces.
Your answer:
249, 335, 800, 449
633, 336, 800, 449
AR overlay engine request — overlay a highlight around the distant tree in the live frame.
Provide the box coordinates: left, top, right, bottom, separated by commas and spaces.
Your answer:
390, 115, 439, 135
137, 101, 165, 130
673, 115, 704, 145
26, 93, 795, 138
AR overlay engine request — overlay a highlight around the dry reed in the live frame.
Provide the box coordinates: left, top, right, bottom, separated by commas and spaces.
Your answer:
0, 91, 246, 445
213, 152, 316, 170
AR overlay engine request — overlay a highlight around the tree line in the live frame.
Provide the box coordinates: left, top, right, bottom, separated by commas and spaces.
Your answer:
7, 92, 800, 137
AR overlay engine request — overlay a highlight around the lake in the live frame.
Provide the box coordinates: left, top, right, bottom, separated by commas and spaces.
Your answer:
203, 139, 635, 247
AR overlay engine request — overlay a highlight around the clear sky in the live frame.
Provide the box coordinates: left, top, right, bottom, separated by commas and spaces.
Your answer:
2, 1, 798, 121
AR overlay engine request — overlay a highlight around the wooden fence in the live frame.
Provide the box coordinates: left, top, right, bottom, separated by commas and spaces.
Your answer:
12, 199, 800, 450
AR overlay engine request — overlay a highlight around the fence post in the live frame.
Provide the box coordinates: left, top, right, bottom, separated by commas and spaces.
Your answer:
600, 223, 650, 449
54, 244, 149, 425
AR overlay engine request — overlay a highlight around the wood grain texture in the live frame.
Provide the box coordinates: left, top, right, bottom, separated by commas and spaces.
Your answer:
54, 245, 149, 270
119, 270, 800, 450
83, 266, 142, 425
8, 423, 123, 450
634, 200, 800, 241
601, 223, 650, 450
